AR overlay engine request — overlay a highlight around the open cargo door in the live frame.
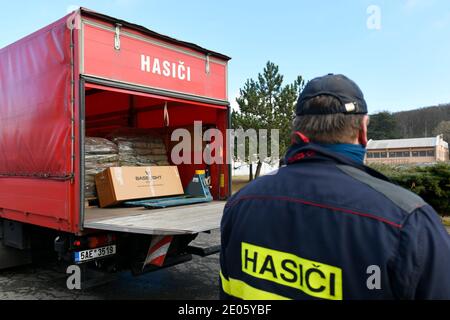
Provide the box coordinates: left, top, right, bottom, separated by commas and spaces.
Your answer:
78, 10, 231, 236
81, 82, 230, 235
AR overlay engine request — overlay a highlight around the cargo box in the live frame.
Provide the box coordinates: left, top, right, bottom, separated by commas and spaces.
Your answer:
95, 166, 184, 208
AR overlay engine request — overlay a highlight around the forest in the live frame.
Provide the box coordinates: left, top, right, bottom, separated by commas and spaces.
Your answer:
368, 103, 450, 141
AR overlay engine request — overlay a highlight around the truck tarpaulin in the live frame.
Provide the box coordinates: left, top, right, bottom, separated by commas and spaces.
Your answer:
0, 17, 73, 179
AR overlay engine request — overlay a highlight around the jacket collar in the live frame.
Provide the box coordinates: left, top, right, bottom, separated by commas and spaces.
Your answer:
284, 141, 391, 183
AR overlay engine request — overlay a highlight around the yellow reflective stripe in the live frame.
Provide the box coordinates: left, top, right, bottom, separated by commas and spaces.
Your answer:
220, 271, 291, 300
241, 242, 343, 300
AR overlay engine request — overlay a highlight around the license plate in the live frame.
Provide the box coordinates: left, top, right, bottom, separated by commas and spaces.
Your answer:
74, 245, 116, 263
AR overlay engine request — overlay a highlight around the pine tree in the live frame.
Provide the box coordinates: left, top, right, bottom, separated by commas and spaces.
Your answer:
232, 61, 304, 180
368, 111, 401, 140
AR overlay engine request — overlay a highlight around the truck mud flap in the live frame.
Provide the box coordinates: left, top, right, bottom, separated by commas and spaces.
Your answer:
0, 220, 32, 270
0, 243, 32, 270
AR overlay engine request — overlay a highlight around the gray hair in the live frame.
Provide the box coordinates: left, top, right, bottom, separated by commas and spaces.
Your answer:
293, 96, 365, 144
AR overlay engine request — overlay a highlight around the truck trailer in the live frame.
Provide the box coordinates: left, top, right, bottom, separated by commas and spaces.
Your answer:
0, 8, 231, 279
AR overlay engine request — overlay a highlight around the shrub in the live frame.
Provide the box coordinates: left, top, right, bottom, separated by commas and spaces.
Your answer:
369, 163, 450, 216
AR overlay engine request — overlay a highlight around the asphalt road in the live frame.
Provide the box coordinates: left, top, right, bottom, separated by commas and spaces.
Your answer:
0, 231, 221, 300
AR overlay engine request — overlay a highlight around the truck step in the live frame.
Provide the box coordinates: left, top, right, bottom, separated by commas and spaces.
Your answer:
187, 244, 220, 257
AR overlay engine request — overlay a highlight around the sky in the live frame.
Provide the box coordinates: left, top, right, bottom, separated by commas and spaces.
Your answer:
1, 0, 449, 113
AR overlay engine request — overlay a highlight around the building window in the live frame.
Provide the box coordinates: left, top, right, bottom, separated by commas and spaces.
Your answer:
393, 152, 399, 158
380, 152, 387, 158
419, 151, 427, 157
367, 153, 373, 158
373, 152, 380, 158
412, 151, 419, 157
390, 151, 409, 158
427, 150, 435, 157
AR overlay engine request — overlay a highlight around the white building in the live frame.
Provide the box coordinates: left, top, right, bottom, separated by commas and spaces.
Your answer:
366, 135, 449, 165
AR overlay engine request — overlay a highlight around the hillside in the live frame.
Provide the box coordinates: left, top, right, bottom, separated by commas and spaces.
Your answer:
394, 103, 450, 138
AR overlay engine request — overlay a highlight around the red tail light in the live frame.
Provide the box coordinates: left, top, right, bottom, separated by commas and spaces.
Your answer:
87, 234, 116, 249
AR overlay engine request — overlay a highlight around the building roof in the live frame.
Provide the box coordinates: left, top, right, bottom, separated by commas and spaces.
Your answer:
367, 136, 448, 150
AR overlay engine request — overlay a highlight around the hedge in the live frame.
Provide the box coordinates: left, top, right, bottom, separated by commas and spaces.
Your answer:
369, 163, 450, 216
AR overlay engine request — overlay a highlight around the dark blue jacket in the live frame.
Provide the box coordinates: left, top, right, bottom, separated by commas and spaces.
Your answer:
220, 142, 450, 300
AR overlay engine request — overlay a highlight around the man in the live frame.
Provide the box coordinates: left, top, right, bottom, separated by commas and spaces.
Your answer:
220, 74, 450, 300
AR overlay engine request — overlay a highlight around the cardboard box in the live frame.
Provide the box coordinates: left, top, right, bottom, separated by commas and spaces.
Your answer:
95, 166, 184, 208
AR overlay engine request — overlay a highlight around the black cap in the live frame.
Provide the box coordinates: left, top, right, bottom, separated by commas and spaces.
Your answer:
296, 74, 367, 116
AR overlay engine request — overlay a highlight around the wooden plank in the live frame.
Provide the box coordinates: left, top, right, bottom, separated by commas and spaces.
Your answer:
83, 201, 225, 235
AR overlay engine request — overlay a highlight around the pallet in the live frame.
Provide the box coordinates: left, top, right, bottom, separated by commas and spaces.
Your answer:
85, 197, 99, 208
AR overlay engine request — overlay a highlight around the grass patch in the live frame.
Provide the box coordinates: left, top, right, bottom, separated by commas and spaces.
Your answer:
232, 175, 250, 194
443, 217, 450, 227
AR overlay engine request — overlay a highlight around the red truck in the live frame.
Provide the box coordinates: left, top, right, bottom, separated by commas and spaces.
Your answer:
0, 8, 231, 280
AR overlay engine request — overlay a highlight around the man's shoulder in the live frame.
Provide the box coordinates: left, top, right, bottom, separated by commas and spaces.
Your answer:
336, 164, 427, 215
225, 163, 429, 225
